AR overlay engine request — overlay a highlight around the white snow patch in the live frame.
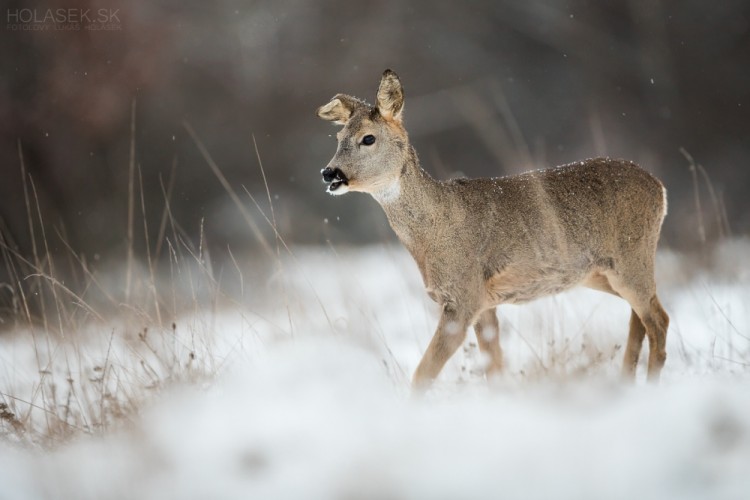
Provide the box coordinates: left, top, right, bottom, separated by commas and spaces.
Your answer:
1, 244, 749, 499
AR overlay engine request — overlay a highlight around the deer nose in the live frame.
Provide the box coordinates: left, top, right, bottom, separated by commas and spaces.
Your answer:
321, 167, 336, 183
322, 167, 348, 184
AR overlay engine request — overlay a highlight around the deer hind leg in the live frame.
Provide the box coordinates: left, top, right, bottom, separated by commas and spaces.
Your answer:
639, 295, 669, 382
583, 271, 645, 380
473, 308, 504, 376
412, 305, 473, 389
622, 309, 646, 381
606, 272, 669, 383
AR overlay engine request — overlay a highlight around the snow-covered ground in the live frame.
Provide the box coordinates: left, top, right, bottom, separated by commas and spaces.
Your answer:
1, 243, 749, 499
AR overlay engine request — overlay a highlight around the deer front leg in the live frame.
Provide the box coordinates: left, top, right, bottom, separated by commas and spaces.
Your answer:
412, 306, 472, 389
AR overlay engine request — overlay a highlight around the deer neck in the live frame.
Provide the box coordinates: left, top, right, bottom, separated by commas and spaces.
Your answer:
372, 146, 443, 251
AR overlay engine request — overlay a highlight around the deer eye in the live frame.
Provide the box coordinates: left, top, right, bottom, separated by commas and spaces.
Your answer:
361, 134, 376, 146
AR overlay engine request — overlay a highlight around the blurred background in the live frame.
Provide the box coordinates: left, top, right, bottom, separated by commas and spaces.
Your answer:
1, 0, 749, 272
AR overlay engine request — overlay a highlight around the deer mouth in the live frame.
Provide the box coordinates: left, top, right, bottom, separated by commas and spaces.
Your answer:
321, 167, 349, 194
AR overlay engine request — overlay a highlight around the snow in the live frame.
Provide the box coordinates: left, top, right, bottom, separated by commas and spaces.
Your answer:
1, 244, 749, 499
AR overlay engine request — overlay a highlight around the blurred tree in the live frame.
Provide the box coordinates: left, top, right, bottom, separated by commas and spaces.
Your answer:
1, 0, 748, 265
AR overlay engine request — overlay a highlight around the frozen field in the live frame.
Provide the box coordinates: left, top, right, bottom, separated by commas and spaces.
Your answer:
1, 243, 749, 499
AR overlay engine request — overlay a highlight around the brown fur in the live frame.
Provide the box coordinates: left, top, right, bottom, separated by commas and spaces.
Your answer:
318, 70, 669, 388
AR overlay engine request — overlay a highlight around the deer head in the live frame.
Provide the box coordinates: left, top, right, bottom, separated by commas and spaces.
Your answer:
317, 70, 408, 197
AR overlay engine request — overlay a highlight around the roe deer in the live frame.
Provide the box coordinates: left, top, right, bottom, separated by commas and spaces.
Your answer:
317, 69, 669, 388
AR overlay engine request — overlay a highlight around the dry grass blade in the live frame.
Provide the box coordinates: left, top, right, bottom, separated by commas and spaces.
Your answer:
126, 98, 136, 303
251, 134, 294, 336
701, 281, 750, 342
54, 227, 116, 305
138, 164, 163, 327
29, 176, 70, 335
241, 185, 334, 332
182, 121, 274, 258
695, 162, 727, 240
24, 273, 104, 323
155, 156, 178, 262
18, 140, 48, 333
680, 147, 706, 243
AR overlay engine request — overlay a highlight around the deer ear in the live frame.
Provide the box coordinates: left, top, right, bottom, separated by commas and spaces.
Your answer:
376, 69, 404, 121
317, 94, 358, 125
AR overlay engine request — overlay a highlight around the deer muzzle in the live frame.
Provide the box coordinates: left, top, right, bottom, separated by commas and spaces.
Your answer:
321, 167, 349, 193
